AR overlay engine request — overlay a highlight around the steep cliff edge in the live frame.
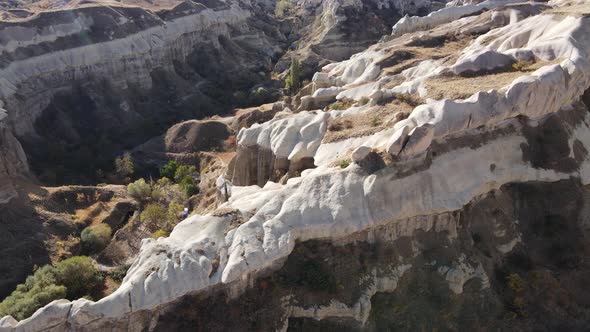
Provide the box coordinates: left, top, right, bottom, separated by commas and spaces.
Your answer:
0, 0, 458, 307
3, 0, 590, 330
0, 0, 285, 184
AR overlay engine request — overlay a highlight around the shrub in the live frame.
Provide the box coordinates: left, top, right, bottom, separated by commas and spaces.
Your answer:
173, 165, 198, 183
157, 177, 171, 187
0, 280, 66, 320
0, 256, 100, 320
109, 265, 130, 283
140, 203, 167, 228
151, 229, 169, 239
167, 200, 184, 228
81, 224, 112, 253
179, 176, 199, 198
328, 99, 355, 111
371, 116, 382, 127
393, 93, 421, 107
114, 152, 134, 179
339, 160, 350, 169
127, 178, 152, 203
507, 273, 527, 294
512, 60, 533, 72
160, 160, 179, 179
275, 0, 291, 17
285, 57, 301, 93
328, 120, 343, 131
150, 187, 163, 202
55, 256, 102, 300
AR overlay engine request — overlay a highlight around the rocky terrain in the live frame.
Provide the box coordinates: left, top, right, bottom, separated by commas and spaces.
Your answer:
2, 0, 590, 331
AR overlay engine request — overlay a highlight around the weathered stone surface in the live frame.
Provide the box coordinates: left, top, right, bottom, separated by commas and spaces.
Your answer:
5, 1, 590, 331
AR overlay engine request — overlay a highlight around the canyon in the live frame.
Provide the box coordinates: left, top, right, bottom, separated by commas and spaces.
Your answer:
1, 0, 590, 331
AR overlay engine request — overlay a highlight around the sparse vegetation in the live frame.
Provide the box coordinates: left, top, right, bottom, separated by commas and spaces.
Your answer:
179, 175, 199, 198
160, 160, 179, 179
114, 152, 134, 182
0, 256, 101, 320
285, 57, 301, 93
81, 224, 112, 253
108, 265, 130, 283
328, 99, 355, 111
392, 93, 422, 107
167, 200, 184, 227
151, 229, 169, 239
512, 60, 534, 72
339, 160, 350, 169
140, 203, 167, 229
507, 273, 527, 294
358, 96, 370, 106
328, 119, 353, 131
173, 165, 198, 183
275, 0, 291, 18
371, 116, 382, 127
127, 178, 152, 203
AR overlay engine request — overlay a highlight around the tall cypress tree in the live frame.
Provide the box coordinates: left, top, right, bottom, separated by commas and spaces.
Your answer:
285, 57, 301, 94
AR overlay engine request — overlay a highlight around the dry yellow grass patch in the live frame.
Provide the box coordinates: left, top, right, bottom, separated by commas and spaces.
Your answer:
548, 3, 590, 16
74, 201, 114, 226
425, 71, 526, 99
424, 58, 565, 100
234, 103, 275, 117
378, 36, 474, 77
323, 101, 413, 143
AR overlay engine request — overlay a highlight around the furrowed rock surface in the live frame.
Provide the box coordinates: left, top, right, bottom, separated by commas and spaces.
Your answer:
4, 0, 590, 331
0, 0, 287, 185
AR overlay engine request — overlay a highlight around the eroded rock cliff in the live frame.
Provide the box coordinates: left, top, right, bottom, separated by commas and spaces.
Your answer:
3, 0, 590, 331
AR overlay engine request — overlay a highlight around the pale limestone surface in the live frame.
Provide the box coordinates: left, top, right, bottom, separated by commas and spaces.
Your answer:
3, 1, 590, 330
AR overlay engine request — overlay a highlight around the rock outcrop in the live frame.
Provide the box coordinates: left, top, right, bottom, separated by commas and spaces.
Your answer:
4, 0, 590, 331
0, 0, 285, 184
0, 104, 27, 203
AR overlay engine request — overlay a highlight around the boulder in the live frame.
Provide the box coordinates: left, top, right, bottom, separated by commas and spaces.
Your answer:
387, 125, 411, 156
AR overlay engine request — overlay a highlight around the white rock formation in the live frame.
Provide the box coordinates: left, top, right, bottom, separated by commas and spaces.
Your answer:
237, 111, 329, 162
391, 0, 523, 37
3, 1, 590, 330
0, 2, 274, 137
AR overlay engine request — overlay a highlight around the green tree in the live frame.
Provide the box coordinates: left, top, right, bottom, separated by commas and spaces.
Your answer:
81, 224, 112, 253
0, 256, 100, 320
140, 203, 167, 228
285, 57, 301, 93
179, 176, 199, 198
173, 165, 198, 183
167, 200, 184, 229
160, 160, 179, 179
55, 256, 102, 300
115, 152, 134, 179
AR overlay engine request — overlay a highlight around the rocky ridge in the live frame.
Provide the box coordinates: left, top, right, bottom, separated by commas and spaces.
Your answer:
3, 0, 590, 331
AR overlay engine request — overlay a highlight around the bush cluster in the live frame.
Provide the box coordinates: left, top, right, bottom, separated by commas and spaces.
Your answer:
0, 256, 101, 320
127, 178, 152, 203
159, 161, 199, 198
80, 224, 112, 253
